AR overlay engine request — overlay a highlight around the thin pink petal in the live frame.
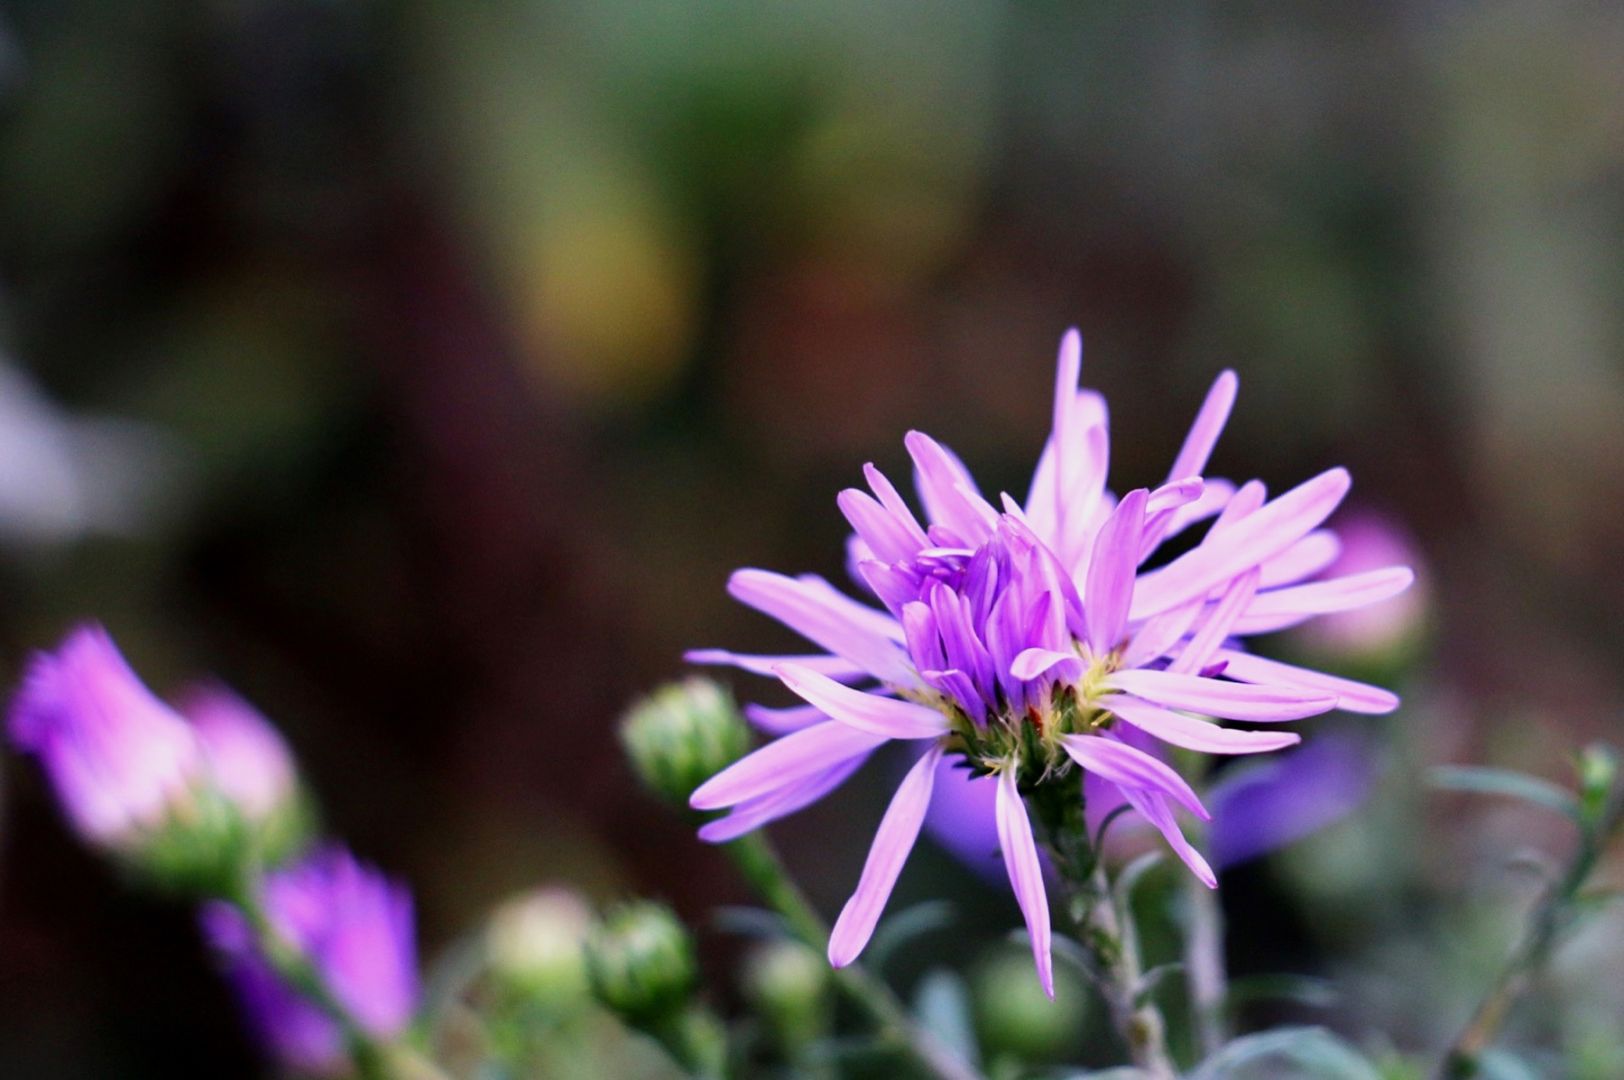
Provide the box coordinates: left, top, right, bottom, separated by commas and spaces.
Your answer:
1084, 488, 1149, 652
777, 664, 948, 739
1258, 531, 1342, 588
1129, 469, 1351, 620
1010, 647, 1084, 682
1166, 370, 1238, 485
996, 769, 1053, 998
1119, 598, 1203, 669
1120, 785, 1216, 888
686, 649, 867, 682
729, 570, 916, 685
699, 755, 870, 842
905, 431, 998, 544
1204, 648, 1399, 715
1107, 695, 1302, 756
829, 746, 942, 966
1106, 669, 1337, 722
690, 721, 887, 810
743, 703, 825, 734
1167, 568, 1259, 675
1060, 733, 1209, 820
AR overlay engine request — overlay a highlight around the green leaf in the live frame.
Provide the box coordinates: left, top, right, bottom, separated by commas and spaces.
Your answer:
1191, 1027, 1381, 1079
866, 900, 957, 974
1428, 766, 1580, 824
711, 905, 789, 939
1223, 974, 1340, 1014
912, 968, 980, 1068
1135, 962, 1186, 1008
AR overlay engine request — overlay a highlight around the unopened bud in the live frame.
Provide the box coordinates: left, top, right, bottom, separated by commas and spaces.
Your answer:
485, 886, 593, 1013
972, 946, 1086, 1064
741, 938, 831, 1052
621, 679, 748, 806
584, 901, 698, 1025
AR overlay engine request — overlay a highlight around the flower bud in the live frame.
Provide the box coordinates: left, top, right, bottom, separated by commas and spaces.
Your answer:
584, 901, 698, 1025
182, 683, 313, 866
204, 847, 420, 1076
6, 625, 244, 889
740, 938, 831, 1052
484, 886, 593, 1013
972, 946, 1086, 1064
620, 679, 748, 807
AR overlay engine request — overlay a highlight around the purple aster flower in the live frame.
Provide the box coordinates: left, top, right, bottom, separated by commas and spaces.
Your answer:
689, 330, 1412, 994
181, 683, 299, 824
204, 847, 419, 1074
8, 624, 203, 848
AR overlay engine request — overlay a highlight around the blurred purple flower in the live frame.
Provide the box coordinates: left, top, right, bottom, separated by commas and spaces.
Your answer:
1295, 511, 1428, 660
1206, 733, 1376, 870
8, 624, 202, 847
181, 684, 298, 823
204, 847, 419, 1074
689, 330, 1410, 994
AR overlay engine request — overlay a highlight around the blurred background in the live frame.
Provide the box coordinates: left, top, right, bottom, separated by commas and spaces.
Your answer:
1, 2, 1622, 1076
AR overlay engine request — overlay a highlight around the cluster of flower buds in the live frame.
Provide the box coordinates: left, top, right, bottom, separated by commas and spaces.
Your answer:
8, 625, 422, 1077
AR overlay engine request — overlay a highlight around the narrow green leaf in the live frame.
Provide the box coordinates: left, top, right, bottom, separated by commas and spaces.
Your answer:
866, 900, 957, 974
1191, 1026, 1381, 1079
1428, 766, 1580, 823
1134, 962, 1186, 1008
912, 968, 981, 1068
1223, 973, 1340, 1014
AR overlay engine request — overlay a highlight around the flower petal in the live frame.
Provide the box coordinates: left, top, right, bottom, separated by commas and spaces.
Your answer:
690, 721, 887, 810
1010, 647, 1084, 682
1084, 488, 1149, 652
1167, 568, 1259, 675
1060, 733, 1209, 820
1258, 530, 1341, 588
1107, 695, 1302, 756
996, 769, 1053, 998
905, 431, 998, 544
1119, 597, 1203, 669
699, 754, 870, 842
686, 649, 867, 682
1119, 785, 1216, 888
1234, 566, 1416, 633
828, 745, 942, 966
1202, 648, 1399, 715
777, 664, 948, 739
1106, 669, 1337, 722
743, 703, 825, 734
1130, 468, 1350, 620
729, 570, 916, 685
1166, 370, 1238, 485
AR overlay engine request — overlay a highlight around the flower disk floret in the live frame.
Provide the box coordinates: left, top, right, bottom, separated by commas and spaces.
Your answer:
689, 330, 1413, 996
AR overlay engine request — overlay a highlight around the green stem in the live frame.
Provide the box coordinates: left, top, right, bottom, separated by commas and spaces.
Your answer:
724, 833, 986, 1080
1183, 835, 1229, 1056
1028, 779, 1176, 1080
1438, 765, 1624, 1079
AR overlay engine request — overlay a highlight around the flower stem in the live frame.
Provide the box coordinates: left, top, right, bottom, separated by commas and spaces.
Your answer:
1183, 843, 1229, 1056
1438, 753, 1624, 1079
1027, 779, 1176, 1080
724, 832, 986, 1080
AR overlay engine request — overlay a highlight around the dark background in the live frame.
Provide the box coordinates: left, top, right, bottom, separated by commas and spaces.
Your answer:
1, 3, 1622, 1076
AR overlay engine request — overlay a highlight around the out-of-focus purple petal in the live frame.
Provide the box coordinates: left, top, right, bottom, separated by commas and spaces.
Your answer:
996, 769, 1053, 999
690, 721, 888, 811
1107, 695, 1301, 755
699, 754, 870, 843
1208, 734, 1376, 868
1106, 670, 1337, 722
828, 746, 941, 967
1060, 734, 1209, 820
776, 664, 948, 739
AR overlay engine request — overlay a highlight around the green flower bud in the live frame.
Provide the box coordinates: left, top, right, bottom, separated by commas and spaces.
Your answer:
585, 901, 699, 1025
485, 887, 594, 1014
972, 946, 1087, 1064
741, 938, 831, 1053
620, 679, 749, 806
